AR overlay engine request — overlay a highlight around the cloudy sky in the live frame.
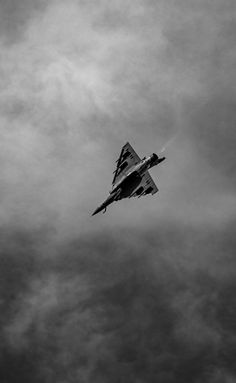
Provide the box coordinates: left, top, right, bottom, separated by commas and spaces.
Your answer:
0, 0, 236, 382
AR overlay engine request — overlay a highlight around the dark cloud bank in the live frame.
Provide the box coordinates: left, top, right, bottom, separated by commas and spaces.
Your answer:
0, 224, 236, 383
0, 1, 236, 382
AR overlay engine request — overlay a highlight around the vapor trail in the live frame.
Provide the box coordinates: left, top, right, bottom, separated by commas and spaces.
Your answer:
160, 132, 180, 153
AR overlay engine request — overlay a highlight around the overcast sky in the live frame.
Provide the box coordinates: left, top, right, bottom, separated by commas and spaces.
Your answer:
0, 1, 236, 382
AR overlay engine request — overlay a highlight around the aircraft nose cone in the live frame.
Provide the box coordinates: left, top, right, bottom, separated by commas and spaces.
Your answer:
92, 208, 99, 216
91, 205, 103, 216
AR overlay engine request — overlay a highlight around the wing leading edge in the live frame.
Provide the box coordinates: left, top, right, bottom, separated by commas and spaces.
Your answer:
112, 142, 141, 186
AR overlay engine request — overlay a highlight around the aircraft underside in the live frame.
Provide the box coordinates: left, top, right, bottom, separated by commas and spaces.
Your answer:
92, 142, 165, 216
114, 171, 142, 200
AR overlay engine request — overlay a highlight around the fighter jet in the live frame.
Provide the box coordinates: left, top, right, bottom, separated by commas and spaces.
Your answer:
92, 142, 165, 216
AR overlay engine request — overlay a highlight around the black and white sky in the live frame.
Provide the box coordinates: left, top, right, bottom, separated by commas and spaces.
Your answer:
0, 1, 236, 382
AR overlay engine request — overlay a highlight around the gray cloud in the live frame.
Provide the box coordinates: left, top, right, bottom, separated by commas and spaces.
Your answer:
1, 225, 236, 382
0, 0, 47, 44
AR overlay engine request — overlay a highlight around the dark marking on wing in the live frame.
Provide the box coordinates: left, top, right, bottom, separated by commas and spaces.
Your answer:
135, 186, 144, 195
117, 161, 128, 175
121, 151, 131, 162
145, 186, 153, 195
